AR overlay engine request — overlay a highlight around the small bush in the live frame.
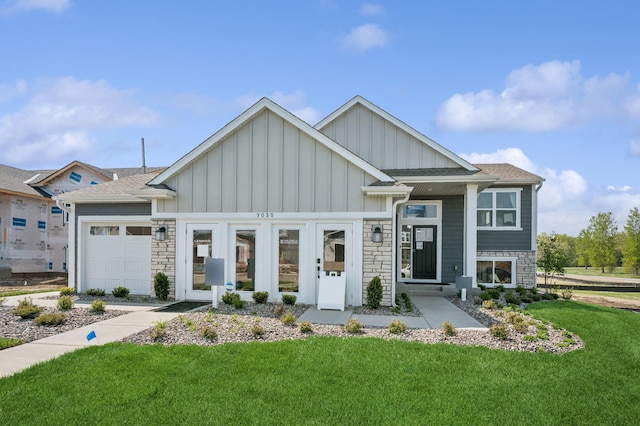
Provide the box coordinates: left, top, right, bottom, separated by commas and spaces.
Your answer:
488, 288, 501, 299
153, 272, 170, 301
57, 295, 74, 311
222, 292, 241, 305
489, 323, 509, 339
387, 319, 408, 334
280, 310, 297, 326
233, 298, 246, 310
0, 337, 24, 349
366, 276, 383, 309
515, 285, 527, 295
59, 287, 76, 296
344, 318, 363, 334
112, 286, 130, 298
12, 299, 43, 319
298, 321, 313, 334
478, 284, 486, 290
86, 288, 106, 297
495, 285, 505, 293
442, 320, 457, 336
150, 320, 167, 340
504, 291, 522, 305
401, 293, 413, 312
536, 328, 550, 340
250, 324, 266, 337
479, 291, 492, 301
201, 326, 218, 340
531, 293, 542, 302
561, 287, 574, 300
90, 299, 106, 313
523, 335, 538, 341
281, 294, 297, 306
520, 295, 533, 304
35, 313, 67, 326
482, 299, 496, 310
273, 305, 284, 318
252, 291, 269, 304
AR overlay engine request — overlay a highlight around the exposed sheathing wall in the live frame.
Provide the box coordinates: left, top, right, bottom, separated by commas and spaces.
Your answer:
44, 166, 111, 196
151, 219, 176, 299
362, 219, 393, 306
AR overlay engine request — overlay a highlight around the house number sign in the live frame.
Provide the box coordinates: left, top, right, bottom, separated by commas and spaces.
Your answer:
256, 212, 275, 218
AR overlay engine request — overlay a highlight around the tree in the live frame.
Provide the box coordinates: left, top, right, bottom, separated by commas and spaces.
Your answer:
575, 229, 591, 268
586, 212, 618, 273
622, 207, 640, 275
537, 232, 568, 285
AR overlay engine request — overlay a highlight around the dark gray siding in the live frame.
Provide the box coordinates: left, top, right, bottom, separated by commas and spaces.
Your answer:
75, 203, 151, 216
477, 185, 532, 251
440, 196, 464, 283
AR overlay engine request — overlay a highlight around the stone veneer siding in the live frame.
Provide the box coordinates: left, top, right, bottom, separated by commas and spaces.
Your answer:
151, 219, 176, 299
477, 250, 537, 288
362, 219, 393, 306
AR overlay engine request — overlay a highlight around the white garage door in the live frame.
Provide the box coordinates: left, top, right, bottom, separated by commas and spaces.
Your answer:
83, 224, 152, 295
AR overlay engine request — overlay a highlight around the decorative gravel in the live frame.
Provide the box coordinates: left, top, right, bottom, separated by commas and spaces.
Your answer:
121, 297, 585, 354
0, 305, 129, 343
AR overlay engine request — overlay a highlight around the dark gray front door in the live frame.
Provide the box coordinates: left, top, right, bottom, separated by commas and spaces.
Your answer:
413, 225, 437, 280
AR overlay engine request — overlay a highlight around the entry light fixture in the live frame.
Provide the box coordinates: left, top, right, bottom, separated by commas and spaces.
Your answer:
371, 225, 383, 243
155, 226, 166, 241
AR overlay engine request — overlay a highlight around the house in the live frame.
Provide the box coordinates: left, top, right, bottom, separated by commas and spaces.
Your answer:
0, 161, 161, 275
56, 96, 544, 305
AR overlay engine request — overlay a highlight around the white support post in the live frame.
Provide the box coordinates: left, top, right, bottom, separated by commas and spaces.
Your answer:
465, 184, 478, 287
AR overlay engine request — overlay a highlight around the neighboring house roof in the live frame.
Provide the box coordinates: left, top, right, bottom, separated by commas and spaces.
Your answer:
0, 164, 51, 198
55, 170, 173, 203
30, 161, 114, 186
149, 97, 396, 187
315, 95, 478, 172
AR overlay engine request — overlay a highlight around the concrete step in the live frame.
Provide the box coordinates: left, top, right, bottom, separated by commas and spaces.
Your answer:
397, 283, 459, 297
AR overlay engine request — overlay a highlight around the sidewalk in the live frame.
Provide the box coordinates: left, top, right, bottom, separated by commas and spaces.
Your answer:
1, 293, 485, 378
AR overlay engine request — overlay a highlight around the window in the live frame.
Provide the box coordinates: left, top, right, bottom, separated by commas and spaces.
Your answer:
126, 226, 151, 236
477, 189, 520, 229
477, 259, 515, 286
90, 226, 119, 236
278, 229, 299, 293
235, 230, 256, 291
403, 204, 437, 219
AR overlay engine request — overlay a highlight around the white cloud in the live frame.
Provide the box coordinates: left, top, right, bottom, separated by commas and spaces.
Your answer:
0, 77, 159, 167
233, 90, 320, 124
0, 79, 27, 102
342, 23, 389, 53
1, 0, 70, 15
629, 139, 640, 156
359, 3, 384, 16
459, 147, 537, 173
436, 60, 638, 132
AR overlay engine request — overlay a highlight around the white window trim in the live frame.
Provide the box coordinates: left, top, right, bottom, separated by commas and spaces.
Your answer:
477, 256, 517, 287
477, 188, 522, 231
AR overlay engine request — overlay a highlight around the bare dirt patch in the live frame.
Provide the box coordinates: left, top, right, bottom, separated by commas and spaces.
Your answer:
571, 295, 640, 311
0, 277, 67, 295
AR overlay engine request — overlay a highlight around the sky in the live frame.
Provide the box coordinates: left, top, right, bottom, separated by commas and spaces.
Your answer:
0, 0, 639, 236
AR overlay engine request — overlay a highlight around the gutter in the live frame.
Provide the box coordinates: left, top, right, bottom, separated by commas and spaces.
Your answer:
390, 191, 412, 307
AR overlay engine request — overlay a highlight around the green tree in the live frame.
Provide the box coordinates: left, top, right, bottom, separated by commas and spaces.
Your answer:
537, 232, 568, 285
555, 233, 577, 266
622, 207, 640, 275
575, 229, 591, 268
586, 212, 618, 273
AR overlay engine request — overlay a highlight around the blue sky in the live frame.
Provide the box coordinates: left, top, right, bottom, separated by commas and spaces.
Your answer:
1, 0, 639, 236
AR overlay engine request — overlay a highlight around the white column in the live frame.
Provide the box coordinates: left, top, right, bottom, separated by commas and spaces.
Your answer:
465, 184, 478, 286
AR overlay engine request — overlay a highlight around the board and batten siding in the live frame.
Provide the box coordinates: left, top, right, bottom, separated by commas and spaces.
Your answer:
318, 103, 459, 170
477, 185, 533, 251
157, 109, 385, 214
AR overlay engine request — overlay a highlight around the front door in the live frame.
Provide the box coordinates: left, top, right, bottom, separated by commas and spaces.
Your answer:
316, 224, 352, 307
412, 225, 437, 280
186, 224, 218, 300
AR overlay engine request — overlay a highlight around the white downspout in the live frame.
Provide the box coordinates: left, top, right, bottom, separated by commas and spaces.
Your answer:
56, 200, 75, 290
391, 191, 411, 307
532, 182, 544, 251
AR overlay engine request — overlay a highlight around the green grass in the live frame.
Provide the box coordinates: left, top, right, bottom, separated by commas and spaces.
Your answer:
0, 337, 24, 350
0, 301, 638, 424
0, 288, 60, 297
562, 266, 640, 279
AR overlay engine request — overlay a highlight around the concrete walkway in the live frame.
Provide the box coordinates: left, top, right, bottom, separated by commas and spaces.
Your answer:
1, 293, 484, 378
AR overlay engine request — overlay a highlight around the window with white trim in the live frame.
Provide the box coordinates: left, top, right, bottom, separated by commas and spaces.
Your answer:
477, 189, 521, 229
477, 258, 516, 286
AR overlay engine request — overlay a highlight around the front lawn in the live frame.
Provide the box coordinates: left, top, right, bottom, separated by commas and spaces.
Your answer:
562, 266, 640, 279
0, 301, 638, 424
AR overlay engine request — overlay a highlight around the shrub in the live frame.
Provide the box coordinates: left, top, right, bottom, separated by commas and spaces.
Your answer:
489, 323, 509, 339
478, 284, 486, 290
153, 272, 170, 301
401, 293, 413, 312
495, 285, 505, 293
344, 318, 363, 334
86, 288, 106, 297
561, 287, 574, 300
488, 288, 501, 299
387, 319, 408, 334
520, 295, 533, 304
112, 286, 130, 298
250, 324, 266, 337
12, 298, 43, 319
298, 321, 313, 333
57, 295, 74, 311
222, 292, 241, 305
90, 299, 106, 313
515, 285, 527, 295
504, 291, 522, 305
442, 320, 457, 336
150, 320, 167, 340
482, 300, 496, 310
233, 298, 246, 310
252, 291, 269, 304
59, 287, 75, 296
366, 276, 383, 309
35, 313, 67, 326
523, 335, 538, 341
0, 337, 24, 350
281, 294, 297, 306
542, 292, 559, 300
201, 326, 218, 340
479, 291, 492, 301
280, 310, 297, 326
531, 293, 542, 302
273, 305, 284, 318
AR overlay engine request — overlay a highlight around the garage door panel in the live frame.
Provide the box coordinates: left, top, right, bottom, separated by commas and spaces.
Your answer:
83, 223, 151, 296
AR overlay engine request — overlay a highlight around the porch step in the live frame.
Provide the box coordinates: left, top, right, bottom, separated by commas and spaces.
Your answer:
397, 283, 459, 297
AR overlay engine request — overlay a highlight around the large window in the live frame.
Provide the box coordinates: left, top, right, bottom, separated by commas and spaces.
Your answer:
235, 230, 256, 291
278, 229, 299, 293
477, 258, 515, 286
477, 189, 521, 229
